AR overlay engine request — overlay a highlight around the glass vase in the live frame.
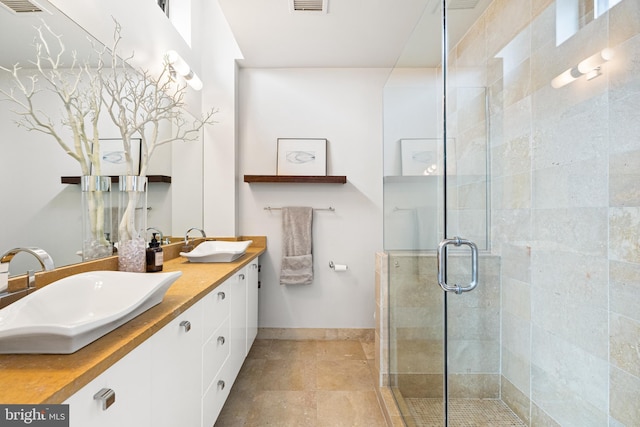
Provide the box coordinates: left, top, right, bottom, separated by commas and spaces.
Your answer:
117, 176, 148, 272
81, 176, 113, 261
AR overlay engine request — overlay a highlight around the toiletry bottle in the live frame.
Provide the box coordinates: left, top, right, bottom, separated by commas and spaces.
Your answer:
146, 233, 163, 272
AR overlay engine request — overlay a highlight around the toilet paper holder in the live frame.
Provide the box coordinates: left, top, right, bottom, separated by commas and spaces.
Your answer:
329, 261, 348, 271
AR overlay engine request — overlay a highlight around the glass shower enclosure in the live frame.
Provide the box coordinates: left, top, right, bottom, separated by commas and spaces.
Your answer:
383, 0, 640, 426
383, 1, 505, 424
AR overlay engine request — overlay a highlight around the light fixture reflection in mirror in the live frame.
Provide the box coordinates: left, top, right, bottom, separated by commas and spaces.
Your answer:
166, 50, 203, 90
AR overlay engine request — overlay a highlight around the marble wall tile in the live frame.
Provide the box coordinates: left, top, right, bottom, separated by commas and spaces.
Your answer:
492, 172, 532, 210
501, 346, 531, 398
610, 149, 640, 207
532, 207, 608, 256
609, 260, 640, 322
484, 0, 532, 58
609, 365, 640, 427
609, 312, 640, 378
492, 133, 531, 178
531, 250, 608, 359
610, 207, 640, 264
448, 374, 499, 399
533, 158, 608, 209
530, 401, 560, 427
502, 376, 531, 425
531, 326, 608, 426
608, 0, 640, 48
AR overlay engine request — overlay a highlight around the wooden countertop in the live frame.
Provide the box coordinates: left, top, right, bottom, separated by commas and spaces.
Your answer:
0, 240, 266, 404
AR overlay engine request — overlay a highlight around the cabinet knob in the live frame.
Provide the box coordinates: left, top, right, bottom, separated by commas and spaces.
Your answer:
217, 291, 226, 300
180, 320, 191, 332
238, 274, 245, 280
93, 388, 116, 411
217, 380, 225, 390
217, 336, 226, 345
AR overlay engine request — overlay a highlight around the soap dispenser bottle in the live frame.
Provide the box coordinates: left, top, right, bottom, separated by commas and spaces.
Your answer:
146, 233, 163, 272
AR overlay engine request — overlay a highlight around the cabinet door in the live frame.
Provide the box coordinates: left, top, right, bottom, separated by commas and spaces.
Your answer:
246, 259, 259, 351
150, 302, 202, 427
228, 268, 247, 382
65, 340, 152, 427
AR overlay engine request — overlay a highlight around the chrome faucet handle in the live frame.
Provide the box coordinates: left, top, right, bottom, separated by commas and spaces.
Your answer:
184, 227, 206, 243
0, 247, 55, 272
0, 247, 54, 295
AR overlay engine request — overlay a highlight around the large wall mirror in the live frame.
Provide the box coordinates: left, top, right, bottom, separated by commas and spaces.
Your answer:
0, 3, 203, 276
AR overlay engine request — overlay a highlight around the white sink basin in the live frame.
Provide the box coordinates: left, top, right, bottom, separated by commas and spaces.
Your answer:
180, 240, 252, 263
0, 270, 182, 354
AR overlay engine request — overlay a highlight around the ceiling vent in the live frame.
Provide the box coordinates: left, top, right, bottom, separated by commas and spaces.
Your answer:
289, 0, 328, 14
0, 0, 47, 13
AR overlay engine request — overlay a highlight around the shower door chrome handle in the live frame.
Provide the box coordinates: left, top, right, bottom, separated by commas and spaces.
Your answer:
437, 237, 478, 294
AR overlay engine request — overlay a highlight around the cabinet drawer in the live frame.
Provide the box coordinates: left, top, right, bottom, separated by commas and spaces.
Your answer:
64, 339, 152, 427
202, 317, 230, 394
202, 360, 233, 427
202, 280, 230, 339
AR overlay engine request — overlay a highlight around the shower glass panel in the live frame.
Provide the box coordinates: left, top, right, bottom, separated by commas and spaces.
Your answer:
383, 0, 516, 425
386, 0, 640, 425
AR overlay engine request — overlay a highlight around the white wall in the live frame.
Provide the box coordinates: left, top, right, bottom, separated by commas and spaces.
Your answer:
238, 68, 388, 329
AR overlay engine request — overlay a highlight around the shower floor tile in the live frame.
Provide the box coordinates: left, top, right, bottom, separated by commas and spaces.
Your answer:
405, 398, 526, 426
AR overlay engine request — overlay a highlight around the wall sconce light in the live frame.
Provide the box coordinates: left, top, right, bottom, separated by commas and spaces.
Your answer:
166, 50, 203, 91
551, 48, 613, 89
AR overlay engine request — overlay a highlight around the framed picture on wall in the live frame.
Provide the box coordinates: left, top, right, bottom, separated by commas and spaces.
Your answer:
400, 138, 439, 176
276, 138, 327, 176
91, 138, 142, 176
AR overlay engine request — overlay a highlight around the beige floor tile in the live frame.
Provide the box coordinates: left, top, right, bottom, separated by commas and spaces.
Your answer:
317, 390, 387, 427
217, 339, 387, 426
316, 340, 367, 360
244, 390, 318, 427
265, 339, 319, 360
258, 359, 317, 391
316, 360, 375, 391
360, 340, 376, 360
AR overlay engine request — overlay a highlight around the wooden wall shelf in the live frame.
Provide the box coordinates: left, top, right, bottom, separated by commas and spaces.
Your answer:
61, 175, 172, 185
243, 175, 347, 184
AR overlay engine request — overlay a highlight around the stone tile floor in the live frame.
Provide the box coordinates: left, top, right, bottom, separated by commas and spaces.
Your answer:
214, 339, 387, 426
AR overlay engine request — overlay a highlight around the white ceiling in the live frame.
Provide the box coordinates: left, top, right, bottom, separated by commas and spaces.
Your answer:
0, 0, 492, 70
217, 0, 493, 68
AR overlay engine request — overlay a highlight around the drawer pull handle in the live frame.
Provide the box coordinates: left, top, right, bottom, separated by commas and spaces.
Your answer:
217, 291, 226, 300
239, 274, 245, 280
217, 380, 225, 390
93, 388, 116, 411
180, 320, 191, 332
217, 336, 226, 345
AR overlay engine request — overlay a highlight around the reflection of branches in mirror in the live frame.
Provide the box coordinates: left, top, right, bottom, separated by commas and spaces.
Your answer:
0, 21, 102, 176
0, 18, 217, 247
95, 19, 217, 180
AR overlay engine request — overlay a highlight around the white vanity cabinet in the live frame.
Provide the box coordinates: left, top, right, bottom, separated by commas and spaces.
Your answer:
64, 338, 153, 427
150, 303, 203, 427
228, 269, 248, 381
201, 279, 231, 426
246, 260, 259, 351
64, 256, 260, 427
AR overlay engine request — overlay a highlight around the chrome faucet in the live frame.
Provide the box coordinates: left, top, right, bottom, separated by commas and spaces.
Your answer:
183, 228, 206, 252
0, 247, 55, 294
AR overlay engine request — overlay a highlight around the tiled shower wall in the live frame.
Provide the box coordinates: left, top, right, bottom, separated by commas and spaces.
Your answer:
449, 0, 640, 425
